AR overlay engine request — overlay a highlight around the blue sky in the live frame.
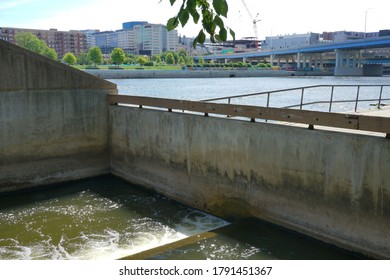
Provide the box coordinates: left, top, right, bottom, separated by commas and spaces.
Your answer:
1, 0, 389, 39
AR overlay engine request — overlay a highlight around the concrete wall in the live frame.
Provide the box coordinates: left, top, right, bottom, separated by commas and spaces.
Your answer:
110, 106, 390, 259
84, 69, 295, 79
335, 64, 383, 76
0, 39, 117, 192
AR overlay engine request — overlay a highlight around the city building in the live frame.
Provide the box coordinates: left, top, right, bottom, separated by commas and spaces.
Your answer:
332, 31, 365, 42
92, 31, 118, 54
0, 27, 87, 57
91, 21, 179, 55
261, 33, 320, 51
80, 29, 99, 49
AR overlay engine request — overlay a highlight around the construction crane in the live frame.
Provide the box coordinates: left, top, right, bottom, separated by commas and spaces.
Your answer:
241, 0, 261, 40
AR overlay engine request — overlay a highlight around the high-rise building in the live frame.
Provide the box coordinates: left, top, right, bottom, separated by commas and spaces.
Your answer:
91, 21, 178, 55
80, 29, 99, 49
0, 27, 87, 57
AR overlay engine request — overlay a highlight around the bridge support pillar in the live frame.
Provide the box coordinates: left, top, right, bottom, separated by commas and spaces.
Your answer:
297, 53, 301, 69
334, 49, 364, 76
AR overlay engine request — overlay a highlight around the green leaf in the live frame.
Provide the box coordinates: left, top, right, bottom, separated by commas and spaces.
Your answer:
189, 9, 200, 24
197, 29, 206, 44
229, 28, 236, 41
219, 27, 227, 41
167, 17, 179, 30
178, 9, 190, 27
186, 0, 196, 10
213, 15, 224, 29
169, 0, 176, 5
210, 34, 216, 43
213, 0, 228, 17
192, 37, 198, 49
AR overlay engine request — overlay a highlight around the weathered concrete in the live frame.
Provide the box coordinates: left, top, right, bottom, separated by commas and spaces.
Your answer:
110, 106, 390, 259
0, 39, 117, 192
0, 40, 115, 90
84, 69, 300, 79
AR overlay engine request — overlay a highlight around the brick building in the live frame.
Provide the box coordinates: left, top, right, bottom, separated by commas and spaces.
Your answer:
0, 27, 87, 57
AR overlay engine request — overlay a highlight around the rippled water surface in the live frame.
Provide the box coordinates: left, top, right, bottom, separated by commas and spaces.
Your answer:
0, 176, 364, 260
0, 176, 228, 260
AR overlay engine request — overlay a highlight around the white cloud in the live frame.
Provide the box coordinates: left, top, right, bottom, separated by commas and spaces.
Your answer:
0, 0, 34, 10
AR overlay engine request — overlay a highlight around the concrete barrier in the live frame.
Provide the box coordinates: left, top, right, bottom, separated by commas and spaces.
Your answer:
84, 69, 299, 79
110, 106, 390, 259
0, 40, 117, 192
2, 38, 390, 259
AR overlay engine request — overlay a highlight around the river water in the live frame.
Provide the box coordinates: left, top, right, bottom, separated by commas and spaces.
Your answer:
111, 76, 390, 112
2, 76, 382, 260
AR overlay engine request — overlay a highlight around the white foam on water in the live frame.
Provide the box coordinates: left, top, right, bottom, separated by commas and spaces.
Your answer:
0, 189, 229, 260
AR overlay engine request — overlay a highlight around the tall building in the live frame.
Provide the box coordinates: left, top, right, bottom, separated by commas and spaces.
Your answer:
91, 21, 178, 55
92, 31, 119, 54
80, 29, 99, 49
0, 27, 87, 57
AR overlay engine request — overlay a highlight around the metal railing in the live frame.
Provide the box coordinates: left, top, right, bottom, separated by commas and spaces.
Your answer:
108, 94, 390, 138
202, 84, 390, 113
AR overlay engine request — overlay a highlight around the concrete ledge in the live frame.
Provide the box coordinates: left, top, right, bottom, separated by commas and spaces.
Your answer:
84, 69, 296, 79
0, 39, 116, 90
110, 106, 390, 259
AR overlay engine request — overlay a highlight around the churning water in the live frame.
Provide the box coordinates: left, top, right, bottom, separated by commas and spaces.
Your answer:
0, 176, 363, 260
0, 176, 228, 260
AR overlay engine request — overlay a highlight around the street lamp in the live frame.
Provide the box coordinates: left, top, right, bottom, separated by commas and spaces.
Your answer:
364, 8, 372, 39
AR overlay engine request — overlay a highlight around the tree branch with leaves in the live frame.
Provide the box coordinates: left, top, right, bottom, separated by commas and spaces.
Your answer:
164, 0, 235, 47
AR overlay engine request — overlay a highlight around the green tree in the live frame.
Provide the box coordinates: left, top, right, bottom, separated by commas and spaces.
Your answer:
185, 56, 194, 65
87, 46, 103, 67
166, 52, 175, 64
136, 56, 148, 65
111, 48, 126, 67
152, 54, 162, 64
178, 56, 186, 65
165, 0, 234, 47
62, 52, 77, 65
44, 47, 58, 60
126, 54, 136, 64
198, 56, 205, 65
77, 52, 90, 65
15, 32, 57, 59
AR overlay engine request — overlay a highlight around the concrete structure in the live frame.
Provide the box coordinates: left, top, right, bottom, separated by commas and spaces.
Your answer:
110, 106, 390, 259
1, 38, 389, 259
84, 69, 296, 79
0, 39, 117, 192
200, 35, 390, 76
0, 27, 87, 57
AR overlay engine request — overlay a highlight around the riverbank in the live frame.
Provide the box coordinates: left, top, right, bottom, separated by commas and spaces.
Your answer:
84, 69, 332, 79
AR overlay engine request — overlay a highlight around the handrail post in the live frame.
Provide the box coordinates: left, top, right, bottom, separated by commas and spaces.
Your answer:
300, 88, 304, 110
329, 86, 335, 112
266, 92, 270, 108
378, 85, 384, 109
354, 85, 360, 112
